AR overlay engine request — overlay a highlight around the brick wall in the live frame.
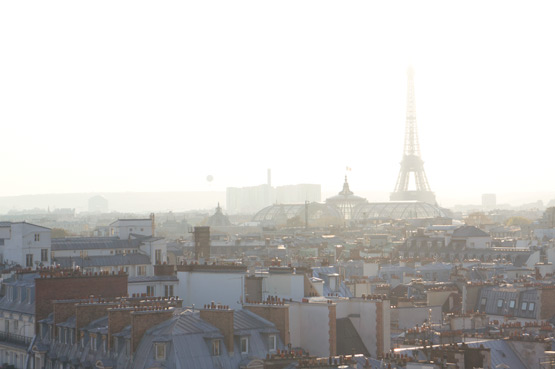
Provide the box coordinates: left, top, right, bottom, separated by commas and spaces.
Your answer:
154, 264, 175, 276
52, 300, 80, 340
75, 302, 119, 342
108, 308, 133, 350
540, 287, 555, 320
200, 308, 235, 354
244, 304, 290, 345
35, 274, 128, 330
131, 309, 173, 353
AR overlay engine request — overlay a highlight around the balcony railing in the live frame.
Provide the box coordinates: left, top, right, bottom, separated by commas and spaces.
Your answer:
0, 332, 32, 347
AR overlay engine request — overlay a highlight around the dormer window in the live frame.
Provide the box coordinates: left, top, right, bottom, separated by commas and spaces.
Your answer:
240, 337, 249, 354
212, 339, 221, 356
155, 343, 166, 361
269, 335, 277, 352
90, 334, 97, 351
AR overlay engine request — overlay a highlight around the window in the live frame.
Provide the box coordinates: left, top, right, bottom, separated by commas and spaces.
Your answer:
155, 343, 166, 360
528, 302, 535, 311
509, 300, 516, 309
146, 285, 155, 296
269, 335, 277, 352
240, 337, 248, 354
137, 266, 146, 276
521, 302, 528, 311
164, 285, 174, 297
497, 299, 503, 308
41, 248, 48, 262
34, 233, 40, 242
58, 327, 63, 343
155, 249, 162, 264
14, 320, 18, 333
91, 334, 97, 350
480, 298, 487, 305
80, 250, 88, 258
212, 339, 221, 356
26, 254, 33, 267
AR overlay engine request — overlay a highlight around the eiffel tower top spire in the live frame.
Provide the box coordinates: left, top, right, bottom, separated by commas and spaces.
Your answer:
403, 66, 420, 157
391, 67, 436, 205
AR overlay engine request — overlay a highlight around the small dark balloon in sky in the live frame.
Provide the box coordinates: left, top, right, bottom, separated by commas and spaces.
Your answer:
206, 175, 214, 182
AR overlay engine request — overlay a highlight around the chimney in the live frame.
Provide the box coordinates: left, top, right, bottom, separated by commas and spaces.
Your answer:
150, 213, 156, 236
75, 302, 118, 343
131, 308, 174, 353
200, 306, 235, 354
154, 264, 175, 276
244, 303, 290, 346
53, 300, 80, 340
108, 307, 133, 350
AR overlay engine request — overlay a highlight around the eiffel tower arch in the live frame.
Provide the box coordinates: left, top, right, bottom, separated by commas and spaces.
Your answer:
390, 67, 437, 205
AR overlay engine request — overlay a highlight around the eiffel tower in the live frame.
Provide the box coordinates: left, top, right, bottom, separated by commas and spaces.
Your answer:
390, 67, 437, 205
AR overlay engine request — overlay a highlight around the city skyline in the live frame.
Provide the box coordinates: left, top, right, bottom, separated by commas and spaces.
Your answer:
1, 1, 554, 207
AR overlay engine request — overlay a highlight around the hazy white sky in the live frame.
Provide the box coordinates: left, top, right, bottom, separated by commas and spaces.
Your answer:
1, 1, 554, 206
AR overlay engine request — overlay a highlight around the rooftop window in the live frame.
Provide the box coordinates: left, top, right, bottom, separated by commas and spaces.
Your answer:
241, 337, 249, 354
155, 343, 166, 361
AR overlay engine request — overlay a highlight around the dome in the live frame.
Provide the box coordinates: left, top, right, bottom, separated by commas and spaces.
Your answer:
252, 203, 343, 228
205, 203, 232, 227
326, 176, 367, 220
351, 201, 447, 221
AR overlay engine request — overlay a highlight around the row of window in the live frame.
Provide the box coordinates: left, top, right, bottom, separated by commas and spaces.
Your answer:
25, 249, 49, 267
145, 285, 174, 297
482, 297, 536, 312
152, 335, 277, 362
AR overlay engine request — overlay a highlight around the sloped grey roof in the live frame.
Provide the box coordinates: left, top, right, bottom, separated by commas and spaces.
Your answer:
467, 340, 526, 369
336, 318, 370, 356
132, 309, 284, 369
313, 266, 353, 298
128, 275, 178, 283
233, 309, 279, 333
52, 237, 142, 251
452, 226, 489, 238
54, 253, 151, 268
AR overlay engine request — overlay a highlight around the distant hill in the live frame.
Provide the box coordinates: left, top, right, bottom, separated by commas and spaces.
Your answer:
0, 191, 226, 214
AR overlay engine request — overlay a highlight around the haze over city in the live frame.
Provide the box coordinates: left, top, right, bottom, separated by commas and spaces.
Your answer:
4, 2, 555, 369
1, 0, 555, 212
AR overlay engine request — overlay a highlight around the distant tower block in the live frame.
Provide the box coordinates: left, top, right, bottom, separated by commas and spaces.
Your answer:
482, 194, 497, 210
390, 67, 437, 205
193, 226, 210, 260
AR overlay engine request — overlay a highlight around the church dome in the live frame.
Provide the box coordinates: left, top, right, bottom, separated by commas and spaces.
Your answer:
326, 176, 367, 220
205, 203, 232, 227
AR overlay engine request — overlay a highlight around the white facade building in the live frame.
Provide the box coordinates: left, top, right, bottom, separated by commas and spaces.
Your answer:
109, 217, 155, 239
0, 222, 51, 268
176, 264, 247, 309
